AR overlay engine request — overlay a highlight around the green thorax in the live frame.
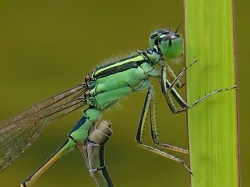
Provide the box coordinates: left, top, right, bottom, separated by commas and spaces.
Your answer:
86, 50, 160, 110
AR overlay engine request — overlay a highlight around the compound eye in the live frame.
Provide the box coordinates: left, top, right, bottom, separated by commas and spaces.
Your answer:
149, 29, 171, 48
162, 34, 180, 46
160, 33, 184, 59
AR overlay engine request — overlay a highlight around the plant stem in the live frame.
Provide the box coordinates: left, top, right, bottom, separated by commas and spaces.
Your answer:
184, 0, 240, 187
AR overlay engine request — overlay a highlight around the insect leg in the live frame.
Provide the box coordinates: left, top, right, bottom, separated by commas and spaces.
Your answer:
135, 85, 192, 174
166, 63, 184, 88
160, 60, 235, 113
159, 66, 188, 114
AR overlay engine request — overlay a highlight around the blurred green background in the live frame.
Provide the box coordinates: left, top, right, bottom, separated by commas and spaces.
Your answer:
0, 1, 247, 186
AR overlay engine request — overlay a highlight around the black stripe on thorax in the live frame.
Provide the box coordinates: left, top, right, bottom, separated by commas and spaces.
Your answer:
93, 53, 149, 79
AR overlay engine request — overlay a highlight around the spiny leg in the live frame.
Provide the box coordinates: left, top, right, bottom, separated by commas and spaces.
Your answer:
20, 107, 101, 187
159, 61, 197, 113
162, 59, 198, 113
148, 86, 188, 154
166, 63, 184, 88
135, 85, 191, 174
167, 59, 197, 92
160, 59, 236, 113
79, 120, 114, 187
159, 62, 186, 113
181, 86, 236, 113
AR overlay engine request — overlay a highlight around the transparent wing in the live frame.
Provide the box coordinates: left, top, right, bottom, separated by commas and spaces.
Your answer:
0, 83, 87, 173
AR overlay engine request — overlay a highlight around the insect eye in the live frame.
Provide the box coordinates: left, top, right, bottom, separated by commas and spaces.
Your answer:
149, 29, 171, 48
161, 34, 180, 45
159, 33, 184, 59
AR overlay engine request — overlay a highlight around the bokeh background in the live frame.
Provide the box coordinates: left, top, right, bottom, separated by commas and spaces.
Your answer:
0, 1, 247, 186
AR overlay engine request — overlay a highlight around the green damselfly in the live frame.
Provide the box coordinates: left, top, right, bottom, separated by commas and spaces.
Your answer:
0, 27, 234, 187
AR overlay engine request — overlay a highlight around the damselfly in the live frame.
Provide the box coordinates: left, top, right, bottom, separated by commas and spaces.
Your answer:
0, 27, 234, 187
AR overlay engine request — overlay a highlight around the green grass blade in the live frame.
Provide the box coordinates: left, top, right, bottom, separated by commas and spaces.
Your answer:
184, 1, 240, 187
